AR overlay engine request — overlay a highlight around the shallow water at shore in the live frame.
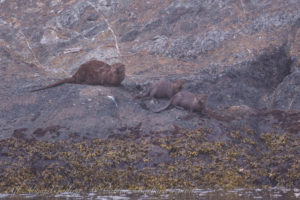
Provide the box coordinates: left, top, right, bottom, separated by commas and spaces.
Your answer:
1, 188, 300, 200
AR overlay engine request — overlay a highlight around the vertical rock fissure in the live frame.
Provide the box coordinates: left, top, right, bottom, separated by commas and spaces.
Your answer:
87, 1, 120, 57
19, 30, 42, 67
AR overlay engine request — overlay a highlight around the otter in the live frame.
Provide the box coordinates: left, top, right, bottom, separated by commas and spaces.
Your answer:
135, 79, 185, 100
31, 60, 125, 92
153, 91, 233, 122
154, 91, 206, 113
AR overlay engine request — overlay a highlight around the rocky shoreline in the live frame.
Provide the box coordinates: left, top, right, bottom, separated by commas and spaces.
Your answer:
0, 0, 299, 193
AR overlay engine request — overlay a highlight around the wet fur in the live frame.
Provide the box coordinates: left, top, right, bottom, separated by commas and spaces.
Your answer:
135, 79, 185, 100
31, 60, 125, 92
154, 91, 206, 113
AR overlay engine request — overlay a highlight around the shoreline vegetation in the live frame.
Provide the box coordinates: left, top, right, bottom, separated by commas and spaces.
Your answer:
1, 127, 299, 194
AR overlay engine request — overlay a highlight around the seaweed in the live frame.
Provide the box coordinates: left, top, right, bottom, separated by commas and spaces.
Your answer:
0, 126, 299, 193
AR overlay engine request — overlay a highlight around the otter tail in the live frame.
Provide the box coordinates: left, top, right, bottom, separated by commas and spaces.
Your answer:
153, 98, 173, 113
30, 78, 73, 92
204, 109, 234, 122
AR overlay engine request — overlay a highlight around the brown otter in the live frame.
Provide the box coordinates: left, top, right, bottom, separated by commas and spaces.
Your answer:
154, 91, 206, 113
31, 60, 125, 92
153, 91, 233, 122
135, 79, 185, 100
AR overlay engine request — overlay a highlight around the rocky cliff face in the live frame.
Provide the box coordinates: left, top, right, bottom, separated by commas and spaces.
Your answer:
0, 0, 299, 138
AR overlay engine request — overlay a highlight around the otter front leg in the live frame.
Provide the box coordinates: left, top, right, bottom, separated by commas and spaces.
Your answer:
182, 106, 197, 119
149, 88, 159, 104
150, 98, 159, 104
183, 108, 198, 120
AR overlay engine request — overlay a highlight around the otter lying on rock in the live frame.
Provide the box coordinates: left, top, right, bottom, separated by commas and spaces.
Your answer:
31, 60, 125, 92
135, 79, 185, 100
153, 91, 206, 113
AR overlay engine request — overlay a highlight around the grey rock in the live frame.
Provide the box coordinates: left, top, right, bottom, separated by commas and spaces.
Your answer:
164, 1, 194, 24
245, 11, 300, 35
133, 35, 169, 55
271, 72, 300, 110
86, 13, 99, 21
165, 35, 195, 58
191, 30, 230, 54
142, 19, 162, 32
0, 0, 299, 141
83, 22, 108, 38
180, 22, 198, 32
120, 29, 139, 42
0, 25, 15, 42
58, 8, 80, 28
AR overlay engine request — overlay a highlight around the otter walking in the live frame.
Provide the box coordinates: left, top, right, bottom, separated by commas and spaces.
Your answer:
135, 79, 185, 100
31, 60, 125, 92
154, 91, 206, 113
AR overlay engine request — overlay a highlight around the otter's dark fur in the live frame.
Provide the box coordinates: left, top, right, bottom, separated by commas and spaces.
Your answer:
135, 79, 185, 100
31, 60, 125, 92
154, 91, 206, 113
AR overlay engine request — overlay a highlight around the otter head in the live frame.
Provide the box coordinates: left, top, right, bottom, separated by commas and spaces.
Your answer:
192, 94, 206, 112
112, 63, 125, 74
110, 63, 125, 85
196, 94, 207, 105
172, 80, 185, 93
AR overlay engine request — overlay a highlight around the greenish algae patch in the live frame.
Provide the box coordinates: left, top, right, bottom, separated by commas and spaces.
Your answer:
0, 127, 299, 193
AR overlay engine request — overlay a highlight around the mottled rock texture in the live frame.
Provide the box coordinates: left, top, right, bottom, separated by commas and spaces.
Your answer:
0, 0, 299, 139
0, 0, 299, 191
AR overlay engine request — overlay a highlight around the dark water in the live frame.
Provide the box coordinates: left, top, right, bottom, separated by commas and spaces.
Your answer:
1, 188, 299, 200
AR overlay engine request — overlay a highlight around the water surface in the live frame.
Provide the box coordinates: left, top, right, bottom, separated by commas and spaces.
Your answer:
1, 188, 299, 200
